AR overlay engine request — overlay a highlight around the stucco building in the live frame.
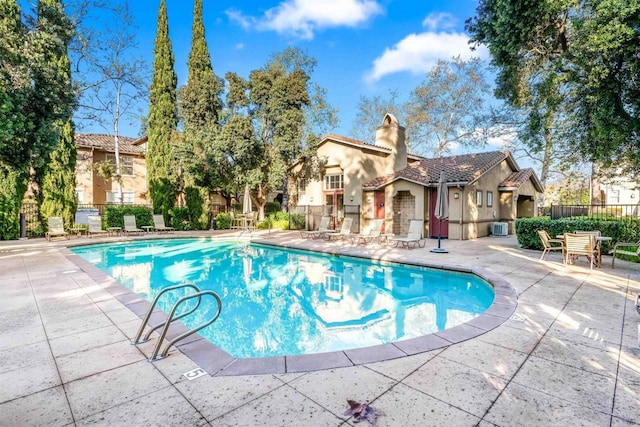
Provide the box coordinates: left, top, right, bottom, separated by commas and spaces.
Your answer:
75, 134, 148, 205
289, 114, 543, 240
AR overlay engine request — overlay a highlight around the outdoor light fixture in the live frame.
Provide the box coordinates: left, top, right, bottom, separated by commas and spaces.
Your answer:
454, 192, 459, 199
350, 196, 354, 202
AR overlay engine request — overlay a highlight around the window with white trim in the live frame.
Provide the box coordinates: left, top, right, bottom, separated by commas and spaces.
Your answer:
476, 190, 483, 207
486, 191, 493, 207
106, 154, 134, 176
297, 178, 307, 195
324, 174, 343, 190
106, 191, 135, 204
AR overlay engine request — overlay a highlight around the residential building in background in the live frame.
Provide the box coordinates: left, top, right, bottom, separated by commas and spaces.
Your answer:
75, 134, 148, 205
289, 114, 543, 240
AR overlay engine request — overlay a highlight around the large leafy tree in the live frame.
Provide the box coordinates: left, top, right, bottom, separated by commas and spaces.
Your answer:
75, 1, 148, 204
215, 48, 336, 217
404, 56, 493, 158
466, 0, 640, 175
247, 48, 322, 216
177, 0, 223, 228
147, 0, 177, 218
350, 89, 403, 143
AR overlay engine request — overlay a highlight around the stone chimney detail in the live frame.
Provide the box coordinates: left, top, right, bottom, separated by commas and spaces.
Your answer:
375, 113, 407, 174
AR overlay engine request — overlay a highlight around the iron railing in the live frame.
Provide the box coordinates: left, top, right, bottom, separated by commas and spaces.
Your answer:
550, 204, 640, 221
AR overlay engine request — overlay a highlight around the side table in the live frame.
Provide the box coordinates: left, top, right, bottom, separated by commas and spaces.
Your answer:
107, 227, 122, 237
70, 227, 86, 238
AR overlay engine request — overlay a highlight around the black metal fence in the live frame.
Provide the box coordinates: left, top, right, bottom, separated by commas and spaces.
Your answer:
550, 204, 640, 221
291, 205, 361, 233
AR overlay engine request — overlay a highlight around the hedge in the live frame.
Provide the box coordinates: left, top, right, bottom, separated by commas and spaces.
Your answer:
104, 205, 153, 229
515, 217, 640, 256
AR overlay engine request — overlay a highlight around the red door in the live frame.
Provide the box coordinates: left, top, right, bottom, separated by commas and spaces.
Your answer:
374, 191, 385, 232
430, 188, 449, 238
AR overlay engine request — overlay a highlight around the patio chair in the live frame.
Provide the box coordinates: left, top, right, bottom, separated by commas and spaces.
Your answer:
152, 214, 175, 233
390, 219, 426, 249
610, 240, 640, 268
300, 216, 332, 239
324, 217, 353, 241
45, 216, 69, 241
244, 211, 258, 231
564, 233, 597, 269
123, 215, 144, 235
230, 212, 243, 230
537, 230, 564, 260
349, 219, 383, 245
87, 215, 108, 238
575, 230, 604, 266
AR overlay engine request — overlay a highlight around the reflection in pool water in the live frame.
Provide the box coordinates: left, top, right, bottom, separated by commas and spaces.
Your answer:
73, 239, 495, 358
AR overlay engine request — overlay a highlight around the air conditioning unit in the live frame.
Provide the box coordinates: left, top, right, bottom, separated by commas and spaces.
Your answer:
491, 222, 508, 236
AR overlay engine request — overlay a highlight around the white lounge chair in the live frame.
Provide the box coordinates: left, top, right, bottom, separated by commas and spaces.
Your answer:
45, 216, 69, 241
87, 215, 108, 238
349, 219, 383, 245
391, 219, 426, 248
153, 214, 175, 233
300, 216, 332, 239
324, 217, 353, 241
123, 215, 144, 235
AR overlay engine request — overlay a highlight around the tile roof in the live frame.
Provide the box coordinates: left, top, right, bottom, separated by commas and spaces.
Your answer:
363, 151, 513, 188
500, 168, 543, 192
321, 134, 391, 152
75, 134, 146, 155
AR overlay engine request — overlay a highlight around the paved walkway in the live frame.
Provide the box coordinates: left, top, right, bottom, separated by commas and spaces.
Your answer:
1, 231, 639, 426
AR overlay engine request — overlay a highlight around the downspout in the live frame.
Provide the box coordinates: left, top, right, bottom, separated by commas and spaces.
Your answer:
458, 185, 464, 241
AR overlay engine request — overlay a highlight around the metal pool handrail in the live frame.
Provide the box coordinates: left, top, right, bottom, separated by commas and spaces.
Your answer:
131, 282, 202, 345
149, 290, 223, 361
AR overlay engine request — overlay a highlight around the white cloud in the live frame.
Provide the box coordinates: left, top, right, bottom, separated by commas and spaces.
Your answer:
226, 8, 252, 30
235, 43, 245, 50
422, 12, 457, 31
365, 31, 489, 83
226, 0, 384, 40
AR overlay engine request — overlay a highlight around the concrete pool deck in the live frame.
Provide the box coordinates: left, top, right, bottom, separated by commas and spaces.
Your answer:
1, 230, 639, 426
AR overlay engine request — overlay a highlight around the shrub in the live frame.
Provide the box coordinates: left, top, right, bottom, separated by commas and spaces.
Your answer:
169, 207, 193, 231
215, 212, 231, 229
265, 202, 280, 215
104, 205, 153, 228
515, 217, 635, 254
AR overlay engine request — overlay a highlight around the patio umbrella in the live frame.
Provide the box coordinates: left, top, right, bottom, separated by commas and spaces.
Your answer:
431, 170, 449, 253
242, 184, 252, 215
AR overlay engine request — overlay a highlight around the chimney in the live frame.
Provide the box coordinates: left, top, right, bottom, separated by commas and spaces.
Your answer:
375, 113, 407, 174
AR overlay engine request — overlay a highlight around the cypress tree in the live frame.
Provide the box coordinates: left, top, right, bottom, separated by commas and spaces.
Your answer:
147, 0, 177, 218
180, 0, 222, 130
178, 0, 223, 228
40, 120, 77, 226
38, 0, 77, 227
0, 0, 31, 239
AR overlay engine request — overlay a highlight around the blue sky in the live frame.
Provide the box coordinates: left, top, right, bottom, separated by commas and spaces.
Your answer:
52, 1, 491, 142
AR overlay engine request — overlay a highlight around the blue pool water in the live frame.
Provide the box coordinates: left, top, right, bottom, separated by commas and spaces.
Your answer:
72, 238, 495, 358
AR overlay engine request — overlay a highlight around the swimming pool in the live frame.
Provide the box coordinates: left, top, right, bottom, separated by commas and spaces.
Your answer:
72, 238, 495, 358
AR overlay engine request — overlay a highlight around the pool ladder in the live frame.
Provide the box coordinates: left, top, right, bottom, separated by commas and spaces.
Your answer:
132, 283, 222, 361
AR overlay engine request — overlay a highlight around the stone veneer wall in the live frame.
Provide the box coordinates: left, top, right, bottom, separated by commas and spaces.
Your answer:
393, 191, 415, 235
